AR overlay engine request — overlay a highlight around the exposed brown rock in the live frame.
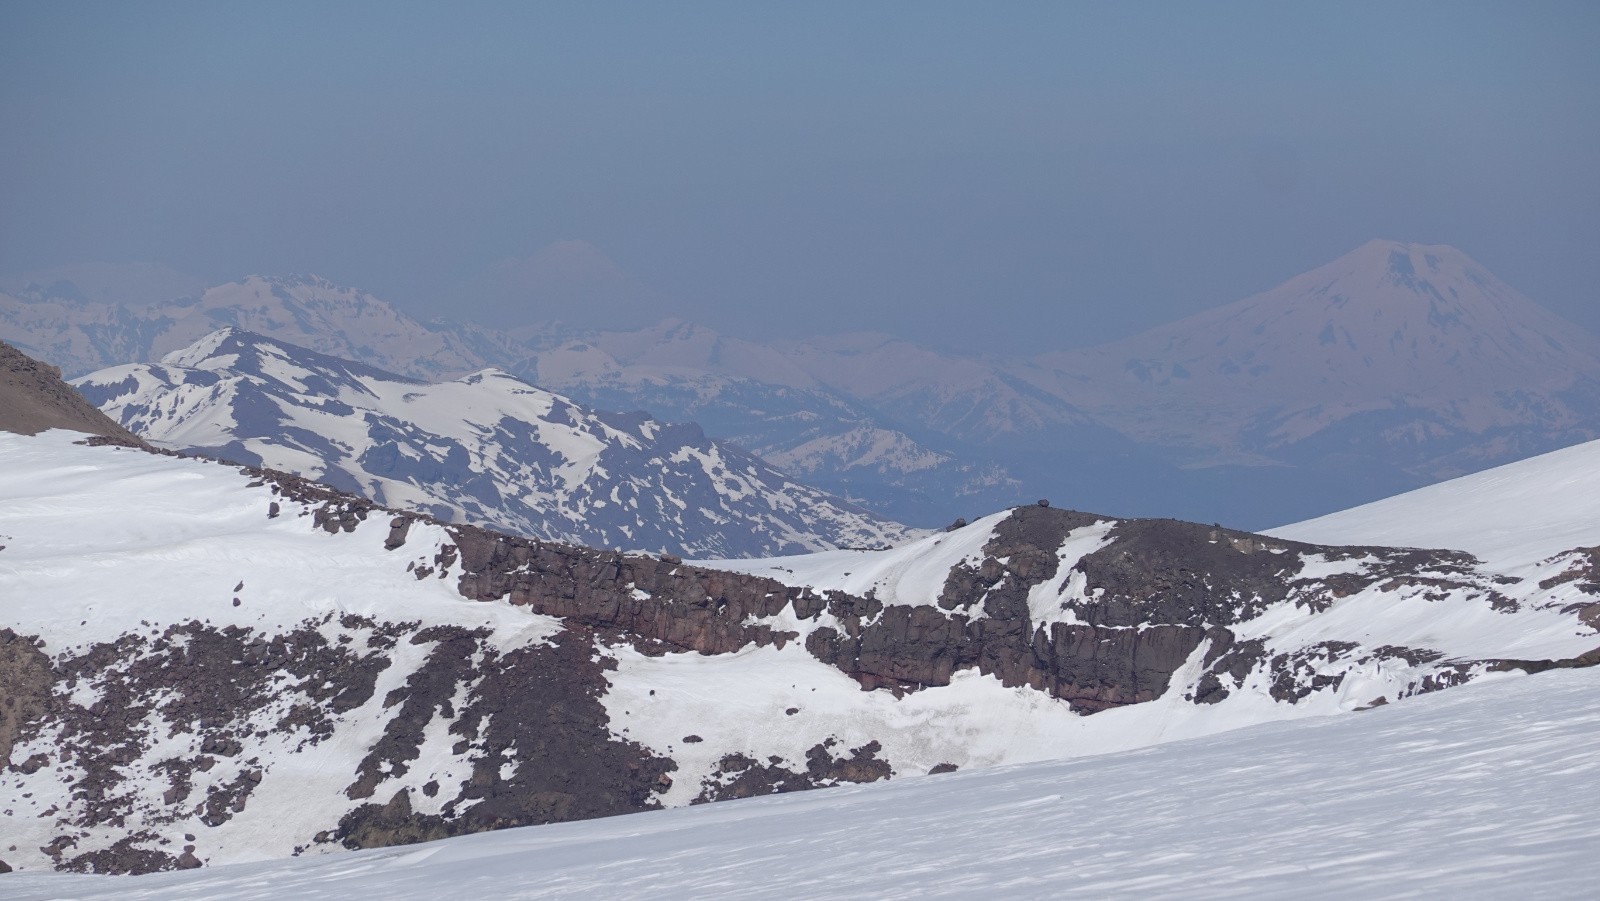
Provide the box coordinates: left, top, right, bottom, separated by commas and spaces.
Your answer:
0, 629, 52, 767
1487, 644, 1600, 675
336, 626, 674, 850
449, 523, 802, 657
695, 739, 892, 803
0, 340, 144, 443
1541, 546, 1600, 594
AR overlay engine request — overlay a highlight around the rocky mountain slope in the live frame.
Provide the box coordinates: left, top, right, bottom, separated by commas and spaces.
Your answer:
0, 339, 141, 444
11, 664, 1598, 899
72, 328, 918, 558
2, 407, 1597, 875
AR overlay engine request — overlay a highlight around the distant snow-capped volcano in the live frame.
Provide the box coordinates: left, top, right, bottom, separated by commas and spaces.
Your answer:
1026, 240, 1600, 469
74, 328, 921, 557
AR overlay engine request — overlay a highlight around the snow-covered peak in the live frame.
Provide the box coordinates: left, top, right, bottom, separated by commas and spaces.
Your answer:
158, 325, 239, 368
1068, 239, 1599, 388
75, 329, 921, 558
1022, 240, 1600, 469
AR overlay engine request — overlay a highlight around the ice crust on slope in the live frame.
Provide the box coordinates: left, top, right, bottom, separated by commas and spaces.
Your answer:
11, 666, 1599, 900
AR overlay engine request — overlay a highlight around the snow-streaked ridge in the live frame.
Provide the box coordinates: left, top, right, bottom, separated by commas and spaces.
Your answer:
73, 328, 922, 558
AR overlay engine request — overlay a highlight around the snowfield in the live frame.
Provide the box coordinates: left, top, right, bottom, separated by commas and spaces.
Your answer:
8, 665, 1598, 899
1268, 436, 1600, 562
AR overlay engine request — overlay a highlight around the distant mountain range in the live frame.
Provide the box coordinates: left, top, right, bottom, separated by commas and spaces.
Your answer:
6, 240, 1598, 528
1025, 239, 1600, 474
0, 272, 520, 382
73, 329, 918, 558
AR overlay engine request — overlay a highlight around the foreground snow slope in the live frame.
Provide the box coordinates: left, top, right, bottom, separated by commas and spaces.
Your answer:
10, 665, 1598, 900
1269, 437, 1600, 562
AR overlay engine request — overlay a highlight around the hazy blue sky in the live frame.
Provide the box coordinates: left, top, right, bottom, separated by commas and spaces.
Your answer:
2, 1, 1596, 352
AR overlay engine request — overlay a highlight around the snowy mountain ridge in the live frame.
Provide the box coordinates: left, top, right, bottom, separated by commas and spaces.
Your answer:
0, 273, 521, 383
72, 328, 919, 558
511, 319, 1021, 524
1, 419, 1597, 875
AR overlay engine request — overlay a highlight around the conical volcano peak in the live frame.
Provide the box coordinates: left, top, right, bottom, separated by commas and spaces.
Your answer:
1362, 239, 1468, 287
1242, 239, 1548, 331
1316, 239, 1518, 307
1041, 238, 1600, 438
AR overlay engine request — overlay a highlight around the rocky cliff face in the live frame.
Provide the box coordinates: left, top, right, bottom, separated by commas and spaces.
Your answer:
3, 428, 1598, 876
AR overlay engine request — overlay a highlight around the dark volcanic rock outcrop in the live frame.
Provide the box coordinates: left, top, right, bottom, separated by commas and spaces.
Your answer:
336, 626, 673, 851
447, 503, 1528, 713
3, 431, 1596, 876
695, 740, 893, 802
3, 612, 675, 874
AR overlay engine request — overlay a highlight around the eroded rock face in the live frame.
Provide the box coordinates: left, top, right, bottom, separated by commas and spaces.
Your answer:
336, 626, 672, 851
0, 630, 53, 767
5, 448, 1599, 876
8, 616, 397, 872
450, 523, 802, 657
443, 503, 1573, 714
1, 614, 673, 874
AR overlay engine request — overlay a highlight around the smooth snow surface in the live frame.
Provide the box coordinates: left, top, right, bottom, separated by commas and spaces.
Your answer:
10, 666, 1598, 900
0, 431, 552, 650
1269, 437, 1600, 562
